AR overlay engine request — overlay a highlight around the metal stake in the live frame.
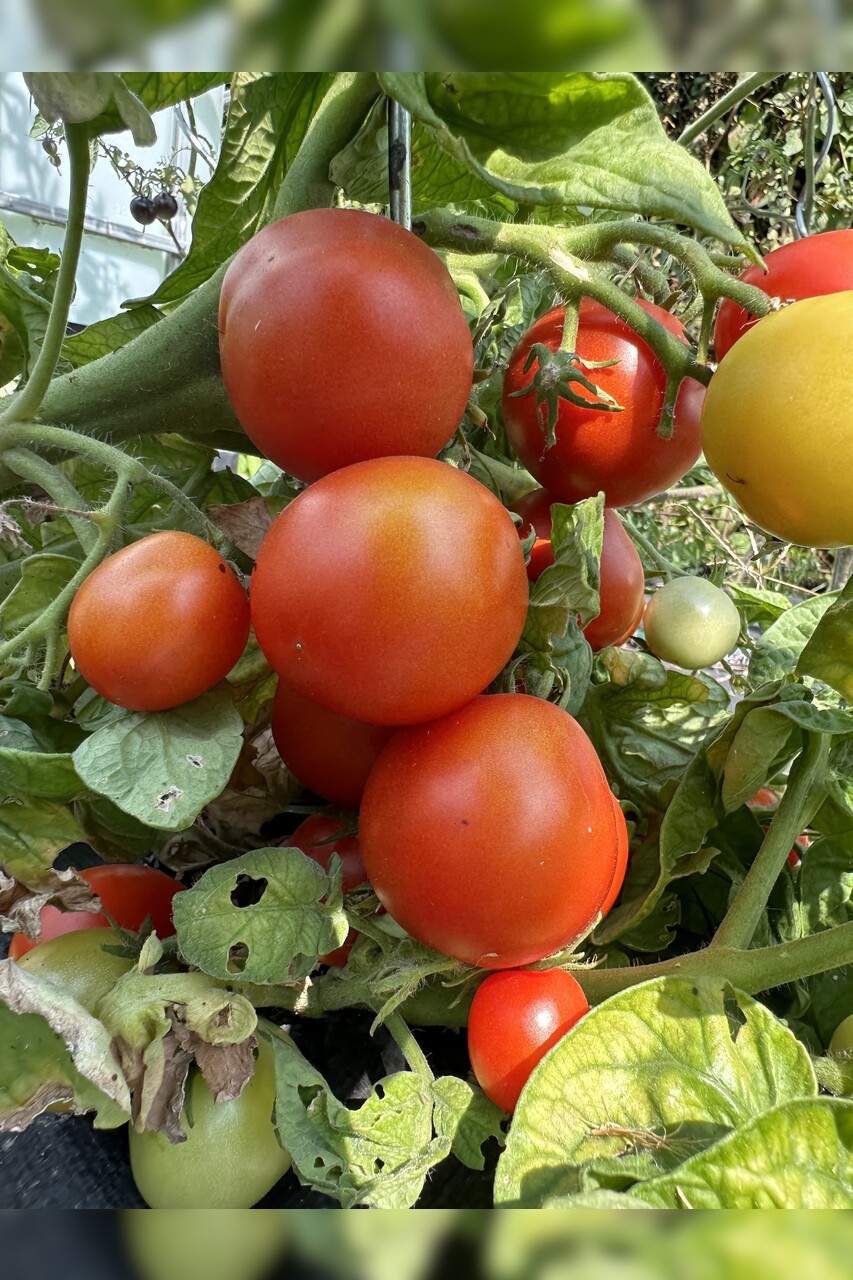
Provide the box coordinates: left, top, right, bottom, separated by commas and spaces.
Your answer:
387, 99, 412, 230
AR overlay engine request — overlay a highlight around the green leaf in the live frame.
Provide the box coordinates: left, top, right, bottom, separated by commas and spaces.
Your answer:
0, 796, 84, 888
432, 1075, 508, 1170
0, 255, 52, 381
173, 847, 348, 984
800, 833, 853, 934
0, 718, 82, 802
262, 1023, 450, 1208
494, 976, 816, 1207
0, 961, 130, 1130
636, 1099, 853, 1208
798, 578, 853, 703
71, 687, 244, 832
380, 73, 745, 246
71, 795, 158, 863
24, 72, 156, 145
0, 554, 79, 637
748, 592, 838, 688
727, 582, 791, 630
120, 73, 230, 115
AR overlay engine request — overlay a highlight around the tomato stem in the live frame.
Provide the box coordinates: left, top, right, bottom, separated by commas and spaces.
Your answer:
384, 1012, 434, 1083
3, 446, 98, 554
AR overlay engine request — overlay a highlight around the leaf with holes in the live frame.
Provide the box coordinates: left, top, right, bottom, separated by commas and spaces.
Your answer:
173, 848, 348, 984
71, 686, 244, 832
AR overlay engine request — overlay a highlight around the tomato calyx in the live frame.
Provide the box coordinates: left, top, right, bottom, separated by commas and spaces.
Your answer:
509, 343, 624, 447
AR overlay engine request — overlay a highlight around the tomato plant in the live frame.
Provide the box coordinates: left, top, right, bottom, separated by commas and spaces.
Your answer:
7, 864, 184, 960
68, 531, 250, 711
510, 492, 645, 650
702, 292, 853, 547
467, 967, 589, 1112
643, 576, 741, 669
360, 694, 618, 968
502, 298, 705, 508
128, 1039, 291, 1208
270, 679, 394, 809
714, 229, 853, 358
251, 456, 529, 725
218, 207, 474, 483
15, 929, 134, 1016
288, 814, 368, 966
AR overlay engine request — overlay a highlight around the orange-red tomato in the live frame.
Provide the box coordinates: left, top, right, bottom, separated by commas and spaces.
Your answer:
288, 815, 368, 967
600, 794, 629, 918
271, 680, 394, 810
467, 967, 589, 1112
8, 864, 185, 960
502, 298, 704, 508
360, 693, 618, 968
68, 532, 249, 712
251, 457, 530, 726
509, 491, 644, 650
218, 208, 474, 482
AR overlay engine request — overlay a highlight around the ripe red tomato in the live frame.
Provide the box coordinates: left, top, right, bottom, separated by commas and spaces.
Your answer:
600, 794, 629, 918
360, 693, 618, 968
271, 680, 394, 809
218, 208, 474, 482
502, 298, 704, 507
288, 815, 369, 968
510, 492, 644, 650
251, 457, 530, 726
467, 967, 589, 1112
68, 532, 250, 712
7, 864, 185, 960
714, 230, 853, 359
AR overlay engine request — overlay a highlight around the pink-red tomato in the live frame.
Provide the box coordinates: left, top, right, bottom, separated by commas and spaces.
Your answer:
600, 794, 629, 919
218, 208, 474, 482
359, 693, 618, 968
68, 532, 250, 712
288, 815, 368, 967
270, 680, 394, 810
8, 864, 185, 960
467, 967, 589, 1112
502, 298, 704, 508
250, 457, 530, 726
714, 230, 853, 359
510, 491, 644, 650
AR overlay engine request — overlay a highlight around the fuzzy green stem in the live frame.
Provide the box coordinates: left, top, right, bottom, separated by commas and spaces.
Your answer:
676, 73, 779, 146
696, 296, 715, 365
3, 446, 98, 553
608, 244, 674, 306
622, 515, 681, 580
557, 299, 580, 355
1, 124, 90, 430
385, 1012, 434, 1083
712, 733, 830, 951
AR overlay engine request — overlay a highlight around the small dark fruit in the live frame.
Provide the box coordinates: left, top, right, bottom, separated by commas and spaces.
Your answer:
153, 191, 179, 221
130, 195, 157, 226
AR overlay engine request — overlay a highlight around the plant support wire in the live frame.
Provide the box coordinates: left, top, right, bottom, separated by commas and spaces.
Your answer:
388, 100, 412, 230
795, 72, 837, 238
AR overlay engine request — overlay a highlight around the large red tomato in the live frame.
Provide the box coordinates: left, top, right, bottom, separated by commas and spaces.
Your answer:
359, 693, 618, 968
8, 864, 185, 960
509, 492, 644, 650
271, 680, 393, 809
288, 814, 369, 967
714, 230, 853, 359
251, 458, 530, 726
467, 967, 589, 1112
218, 208, 474, 482
600, 794, 629, 918
502, 298, 704, 507
68, 532, 250, 712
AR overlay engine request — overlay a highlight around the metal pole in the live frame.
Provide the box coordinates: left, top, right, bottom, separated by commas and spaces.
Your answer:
387, 99, 412, 230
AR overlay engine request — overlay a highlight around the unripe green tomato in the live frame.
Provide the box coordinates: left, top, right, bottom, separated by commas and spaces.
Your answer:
643, 577, 740, 669
120, 1208, 288, 1280
830, 1014, 853, 1054
16, 928, 133, 1016
129, 1039, 291, 1208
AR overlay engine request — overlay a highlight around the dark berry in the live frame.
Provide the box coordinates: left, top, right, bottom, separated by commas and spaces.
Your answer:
130, 195, 157, 226
153, 191, 179, 221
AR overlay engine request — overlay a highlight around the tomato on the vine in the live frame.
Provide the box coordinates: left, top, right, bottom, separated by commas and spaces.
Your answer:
15, 929, 134, 1016
271, 680, 393, 809
600, 794, 629, 918
68, 531, 250, 712
251, 457, 529, 726
502, 298, 704, 508
288, 815, 368, 967
467, 967, 589, 1112
714, 230, 853, 359
643, 576, 740, 669
360, 693, 618, 968
8, 864, 185, 960
703, 293, 853, 547
510, 492, 644, 650
219, 208, 474, 483
129, 1039, 291, 1208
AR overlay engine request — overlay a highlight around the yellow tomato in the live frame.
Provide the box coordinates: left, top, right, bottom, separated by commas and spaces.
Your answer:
702, 292, 853, 547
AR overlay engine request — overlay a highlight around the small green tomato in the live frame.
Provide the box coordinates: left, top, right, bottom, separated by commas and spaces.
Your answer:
643, 576, 741, 669
830, 1014, 853, 1055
